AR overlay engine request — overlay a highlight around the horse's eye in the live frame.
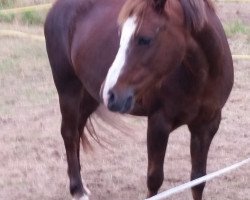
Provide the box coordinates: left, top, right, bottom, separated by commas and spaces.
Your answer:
138, 37, 152, 46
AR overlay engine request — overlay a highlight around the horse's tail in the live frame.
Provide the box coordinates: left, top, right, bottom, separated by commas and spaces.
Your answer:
80, 105, 137, 152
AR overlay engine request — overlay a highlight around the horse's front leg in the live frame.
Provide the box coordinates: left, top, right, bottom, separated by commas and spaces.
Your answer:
146, 111, 170, 197
188, 110, 221, 200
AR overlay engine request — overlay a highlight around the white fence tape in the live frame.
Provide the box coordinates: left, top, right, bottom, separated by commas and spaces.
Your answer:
145, 157, 250, 200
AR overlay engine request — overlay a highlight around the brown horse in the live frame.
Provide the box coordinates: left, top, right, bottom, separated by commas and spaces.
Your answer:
44, 0, 234, 199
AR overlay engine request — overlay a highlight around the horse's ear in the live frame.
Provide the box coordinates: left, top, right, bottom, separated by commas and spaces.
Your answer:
152, 0, 167, 14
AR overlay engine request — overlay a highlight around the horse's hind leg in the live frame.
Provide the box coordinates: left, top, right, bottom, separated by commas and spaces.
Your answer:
188, 110, 221, 200
146, 111, 170, 197
57, 76, 98, 199
76, 88, 99, 196
57, 77, 84, 198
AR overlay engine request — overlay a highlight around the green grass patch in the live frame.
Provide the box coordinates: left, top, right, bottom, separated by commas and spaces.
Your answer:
21, 10, 44, 25
0, 12, 14, 22
0, 9, 47, 25
224, 21, 250, 37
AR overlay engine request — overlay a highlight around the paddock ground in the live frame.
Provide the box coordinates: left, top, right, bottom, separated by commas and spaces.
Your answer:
0, 1, 249, 200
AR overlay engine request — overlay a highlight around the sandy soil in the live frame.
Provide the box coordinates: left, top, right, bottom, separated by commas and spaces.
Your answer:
0, 1, 249, 200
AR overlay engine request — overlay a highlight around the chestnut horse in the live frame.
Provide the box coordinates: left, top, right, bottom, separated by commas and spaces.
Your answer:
44, 0, 234, 199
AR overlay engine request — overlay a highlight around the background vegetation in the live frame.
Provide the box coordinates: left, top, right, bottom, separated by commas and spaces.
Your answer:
0, 0, 51, 8
224, 20, 250, 37
0, 0, 52, 25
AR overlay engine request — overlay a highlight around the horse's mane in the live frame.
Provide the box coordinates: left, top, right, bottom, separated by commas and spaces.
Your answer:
118, 0, 215, 32
179, 0, 214, 31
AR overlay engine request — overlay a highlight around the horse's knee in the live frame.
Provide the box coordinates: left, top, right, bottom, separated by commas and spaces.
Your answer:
147, 169, 164, 196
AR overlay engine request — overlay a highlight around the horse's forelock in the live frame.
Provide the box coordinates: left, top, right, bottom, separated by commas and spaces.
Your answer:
118, 0, 148, 25
179, 0, 214, 32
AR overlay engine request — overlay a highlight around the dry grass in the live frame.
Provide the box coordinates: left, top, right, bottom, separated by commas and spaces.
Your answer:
0, 1, 249, 200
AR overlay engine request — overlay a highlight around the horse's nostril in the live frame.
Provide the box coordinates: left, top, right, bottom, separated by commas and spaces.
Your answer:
108, 90, 115, 104
107, 89, 134, 113
107, 90, 117, 111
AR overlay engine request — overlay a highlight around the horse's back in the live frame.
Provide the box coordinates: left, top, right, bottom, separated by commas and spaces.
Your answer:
45, 0, 92, 60
44, 0, 94, 90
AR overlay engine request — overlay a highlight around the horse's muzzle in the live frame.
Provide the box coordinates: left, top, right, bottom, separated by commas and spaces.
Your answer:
107, 88, 134, 113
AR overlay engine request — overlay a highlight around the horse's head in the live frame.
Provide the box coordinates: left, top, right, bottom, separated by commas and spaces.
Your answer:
101, 0, 207, 113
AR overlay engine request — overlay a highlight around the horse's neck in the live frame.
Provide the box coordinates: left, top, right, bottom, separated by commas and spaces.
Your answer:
191, 19, 225, 79
182, 36, 209, 83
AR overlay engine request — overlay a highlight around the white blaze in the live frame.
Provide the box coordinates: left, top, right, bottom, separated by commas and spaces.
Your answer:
102, 16, 137, 106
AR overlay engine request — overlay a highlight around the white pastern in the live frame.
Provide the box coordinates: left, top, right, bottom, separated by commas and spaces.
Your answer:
79, 195, 89, 200
72, 194, 89, 200
102, 16, 138, 106
72, 182, 90, 200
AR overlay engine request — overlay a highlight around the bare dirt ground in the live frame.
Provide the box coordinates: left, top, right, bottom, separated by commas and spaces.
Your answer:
0, 1, 249, 200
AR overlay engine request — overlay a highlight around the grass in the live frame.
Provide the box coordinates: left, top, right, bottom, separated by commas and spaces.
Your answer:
224, 21, 250, 37
0, 0, 51, 9
0, 12, 14, 22
0, 9, 47, 25
21, 10, 44, 25
0, 0, 16, 9
0, 0, 50, 25
0, 37, 57, 116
